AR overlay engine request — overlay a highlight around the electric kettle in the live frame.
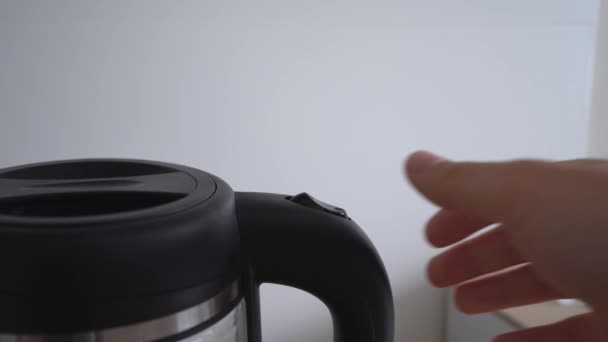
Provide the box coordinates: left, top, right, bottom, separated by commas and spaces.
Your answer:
0, 159, 394, 342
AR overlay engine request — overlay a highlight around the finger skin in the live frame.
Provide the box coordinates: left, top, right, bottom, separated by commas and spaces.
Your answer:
406, 151, 552, 221
454, 264, 564, 314
426, 209, 493, 247
407, 152, 608, 324
428, 226, 525, 287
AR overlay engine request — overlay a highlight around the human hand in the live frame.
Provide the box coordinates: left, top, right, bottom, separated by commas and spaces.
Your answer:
405, 151, 608, 342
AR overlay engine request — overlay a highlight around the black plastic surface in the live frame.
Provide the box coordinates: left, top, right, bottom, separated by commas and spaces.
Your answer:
0, 159, 242, 333
289, 192, 349, 218
0, 159, 394, 340
236, 192, 395, 342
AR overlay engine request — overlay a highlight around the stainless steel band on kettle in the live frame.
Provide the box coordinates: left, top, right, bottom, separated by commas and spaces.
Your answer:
0, 282, 241, 342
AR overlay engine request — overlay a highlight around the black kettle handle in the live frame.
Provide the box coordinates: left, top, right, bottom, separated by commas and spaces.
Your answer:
235, 192, 394, 342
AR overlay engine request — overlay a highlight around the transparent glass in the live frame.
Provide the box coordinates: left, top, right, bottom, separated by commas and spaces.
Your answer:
180, 300, 248, 342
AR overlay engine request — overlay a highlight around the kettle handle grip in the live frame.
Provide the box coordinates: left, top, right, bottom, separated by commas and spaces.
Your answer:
235, 192, 394, 342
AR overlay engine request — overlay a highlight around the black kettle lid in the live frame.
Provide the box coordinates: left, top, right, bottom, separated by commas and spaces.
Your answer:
0, 159, 242, 333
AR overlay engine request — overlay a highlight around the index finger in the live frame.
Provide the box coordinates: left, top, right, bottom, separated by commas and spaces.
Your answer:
405, 151, 549, 221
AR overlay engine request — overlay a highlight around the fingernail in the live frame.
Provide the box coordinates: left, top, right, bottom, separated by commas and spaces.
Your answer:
406, 151, 445, 175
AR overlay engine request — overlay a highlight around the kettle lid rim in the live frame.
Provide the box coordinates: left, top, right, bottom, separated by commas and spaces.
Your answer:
0, 158, 217, 228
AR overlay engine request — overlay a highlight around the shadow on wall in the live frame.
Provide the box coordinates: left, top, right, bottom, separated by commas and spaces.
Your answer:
265, 282, 443, 342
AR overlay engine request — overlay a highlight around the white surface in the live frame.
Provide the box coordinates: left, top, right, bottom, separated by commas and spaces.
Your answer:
0, 2, 597, 341
590, 0, 608, 157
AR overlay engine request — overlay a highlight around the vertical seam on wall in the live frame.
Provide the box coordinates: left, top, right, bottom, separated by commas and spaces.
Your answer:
588, 0, 607, 156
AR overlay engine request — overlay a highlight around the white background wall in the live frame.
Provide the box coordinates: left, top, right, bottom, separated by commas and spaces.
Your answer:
0, 1, 598, 341
590, 0, 608, 157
